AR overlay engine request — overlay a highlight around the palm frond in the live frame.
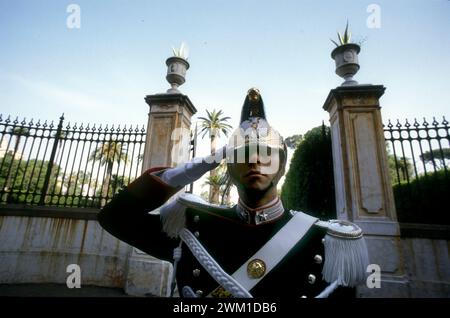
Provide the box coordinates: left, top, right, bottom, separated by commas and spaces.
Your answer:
330, 38, 340, 47
334, 21, 353, 46
343, 21, 349, 43
200, 129, 209, 139
337, 32, 344, 45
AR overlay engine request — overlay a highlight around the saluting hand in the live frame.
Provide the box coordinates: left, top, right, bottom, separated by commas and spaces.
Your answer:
159, 145, 229, 187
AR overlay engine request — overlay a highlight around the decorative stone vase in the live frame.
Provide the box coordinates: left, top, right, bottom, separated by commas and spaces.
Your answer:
166, 56, 190, 93
331, 43, 360, 86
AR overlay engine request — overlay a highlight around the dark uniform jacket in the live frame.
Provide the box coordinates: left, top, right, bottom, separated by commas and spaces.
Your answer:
98, 167, 354, 298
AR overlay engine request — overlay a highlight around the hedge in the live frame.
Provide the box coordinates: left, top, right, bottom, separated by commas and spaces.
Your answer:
281, 125, 336, 220
393, 170, 450, 224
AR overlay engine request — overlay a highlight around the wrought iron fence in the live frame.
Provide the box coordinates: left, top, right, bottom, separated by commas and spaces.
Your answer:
384, 116, 450, 224
384, 116, 449, 183
0, 114, 146, 208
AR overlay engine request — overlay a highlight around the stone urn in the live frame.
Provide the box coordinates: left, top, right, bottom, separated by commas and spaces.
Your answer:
166, 56, 190, 93
331, 43, 360, 86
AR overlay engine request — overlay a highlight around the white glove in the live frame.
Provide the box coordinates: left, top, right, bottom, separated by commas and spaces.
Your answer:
158, 146, 227, 187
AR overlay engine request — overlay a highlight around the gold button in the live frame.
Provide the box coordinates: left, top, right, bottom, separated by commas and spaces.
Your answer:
247, 259, 266, 279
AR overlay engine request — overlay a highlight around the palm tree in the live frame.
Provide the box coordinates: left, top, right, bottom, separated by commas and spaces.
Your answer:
49, 130, 71, 194
198, 109, 232, 203
89, 139, 128, 205
9, 127, 30, 158
203, 174, 224, 204
203, 169, 233, 206
62, 170, 91, 196
386, 143, 413, 184
109, 174, 129, 196
285, 134, 303, 149
52, 130, 70, 166
420, 148, 450, 170
220, 173, 233, 206
4, 127, 30, 201
215, 160, 233, 205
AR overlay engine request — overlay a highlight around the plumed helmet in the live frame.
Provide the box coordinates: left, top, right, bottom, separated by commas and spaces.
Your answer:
227, 88, 287, 181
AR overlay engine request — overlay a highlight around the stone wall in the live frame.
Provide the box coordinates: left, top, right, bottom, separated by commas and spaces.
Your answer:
0, 212, 130, 288
0, 205, 174, 296
400, 236, 450, 297
358, 224, 450, 298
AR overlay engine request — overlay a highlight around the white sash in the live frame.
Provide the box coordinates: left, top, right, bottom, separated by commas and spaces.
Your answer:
179, 211, 317, 297
231, 211, 318, 291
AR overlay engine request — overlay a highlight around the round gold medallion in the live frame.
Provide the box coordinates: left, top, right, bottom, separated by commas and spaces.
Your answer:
247, 259, 266, 279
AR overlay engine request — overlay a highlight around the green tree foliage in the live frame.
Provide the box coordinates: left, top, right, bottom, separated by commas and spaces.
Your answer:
0, 138, 131, 207
385, 143, 413, 184
388, 155, 413, 184
9, 127, 30, 154
198, 109, 232, 203
95, 174, 130, 198
393, 170, 450, 224
281, 125, 335, 219
0, 151, 60, 203
284, 134, 303, 149
3, 127, 30, 193
202, 161, 233, 206
89, 139, 128, 203
62, 170, 93, 196
109, 174, 129, 193
0, 152, 100, 206
420, 148, 450, 169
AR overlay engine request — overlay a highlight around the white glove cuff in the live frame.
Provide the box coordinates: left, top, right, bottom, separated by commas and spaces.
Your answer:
158, 157, 221, 187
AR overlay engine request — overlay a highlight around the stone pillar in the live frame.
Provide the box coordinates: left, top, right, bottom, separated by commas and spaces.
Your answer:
124, 93, 196, 297
143, 93, 196, 169
323, 85, 408, 297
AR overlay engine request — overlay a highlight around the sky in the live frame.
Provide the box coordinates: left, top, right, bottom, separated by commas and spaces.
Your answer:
1, 0, 449, 195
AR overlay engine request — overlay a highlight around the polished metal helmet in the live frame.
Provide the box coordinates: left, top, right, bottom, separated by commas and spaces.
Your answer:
227, 88, 287, 179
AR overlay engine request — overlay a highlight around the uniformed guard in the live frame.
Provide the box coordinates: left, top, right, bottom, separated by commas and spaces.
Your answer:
98, 88, 369, 298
